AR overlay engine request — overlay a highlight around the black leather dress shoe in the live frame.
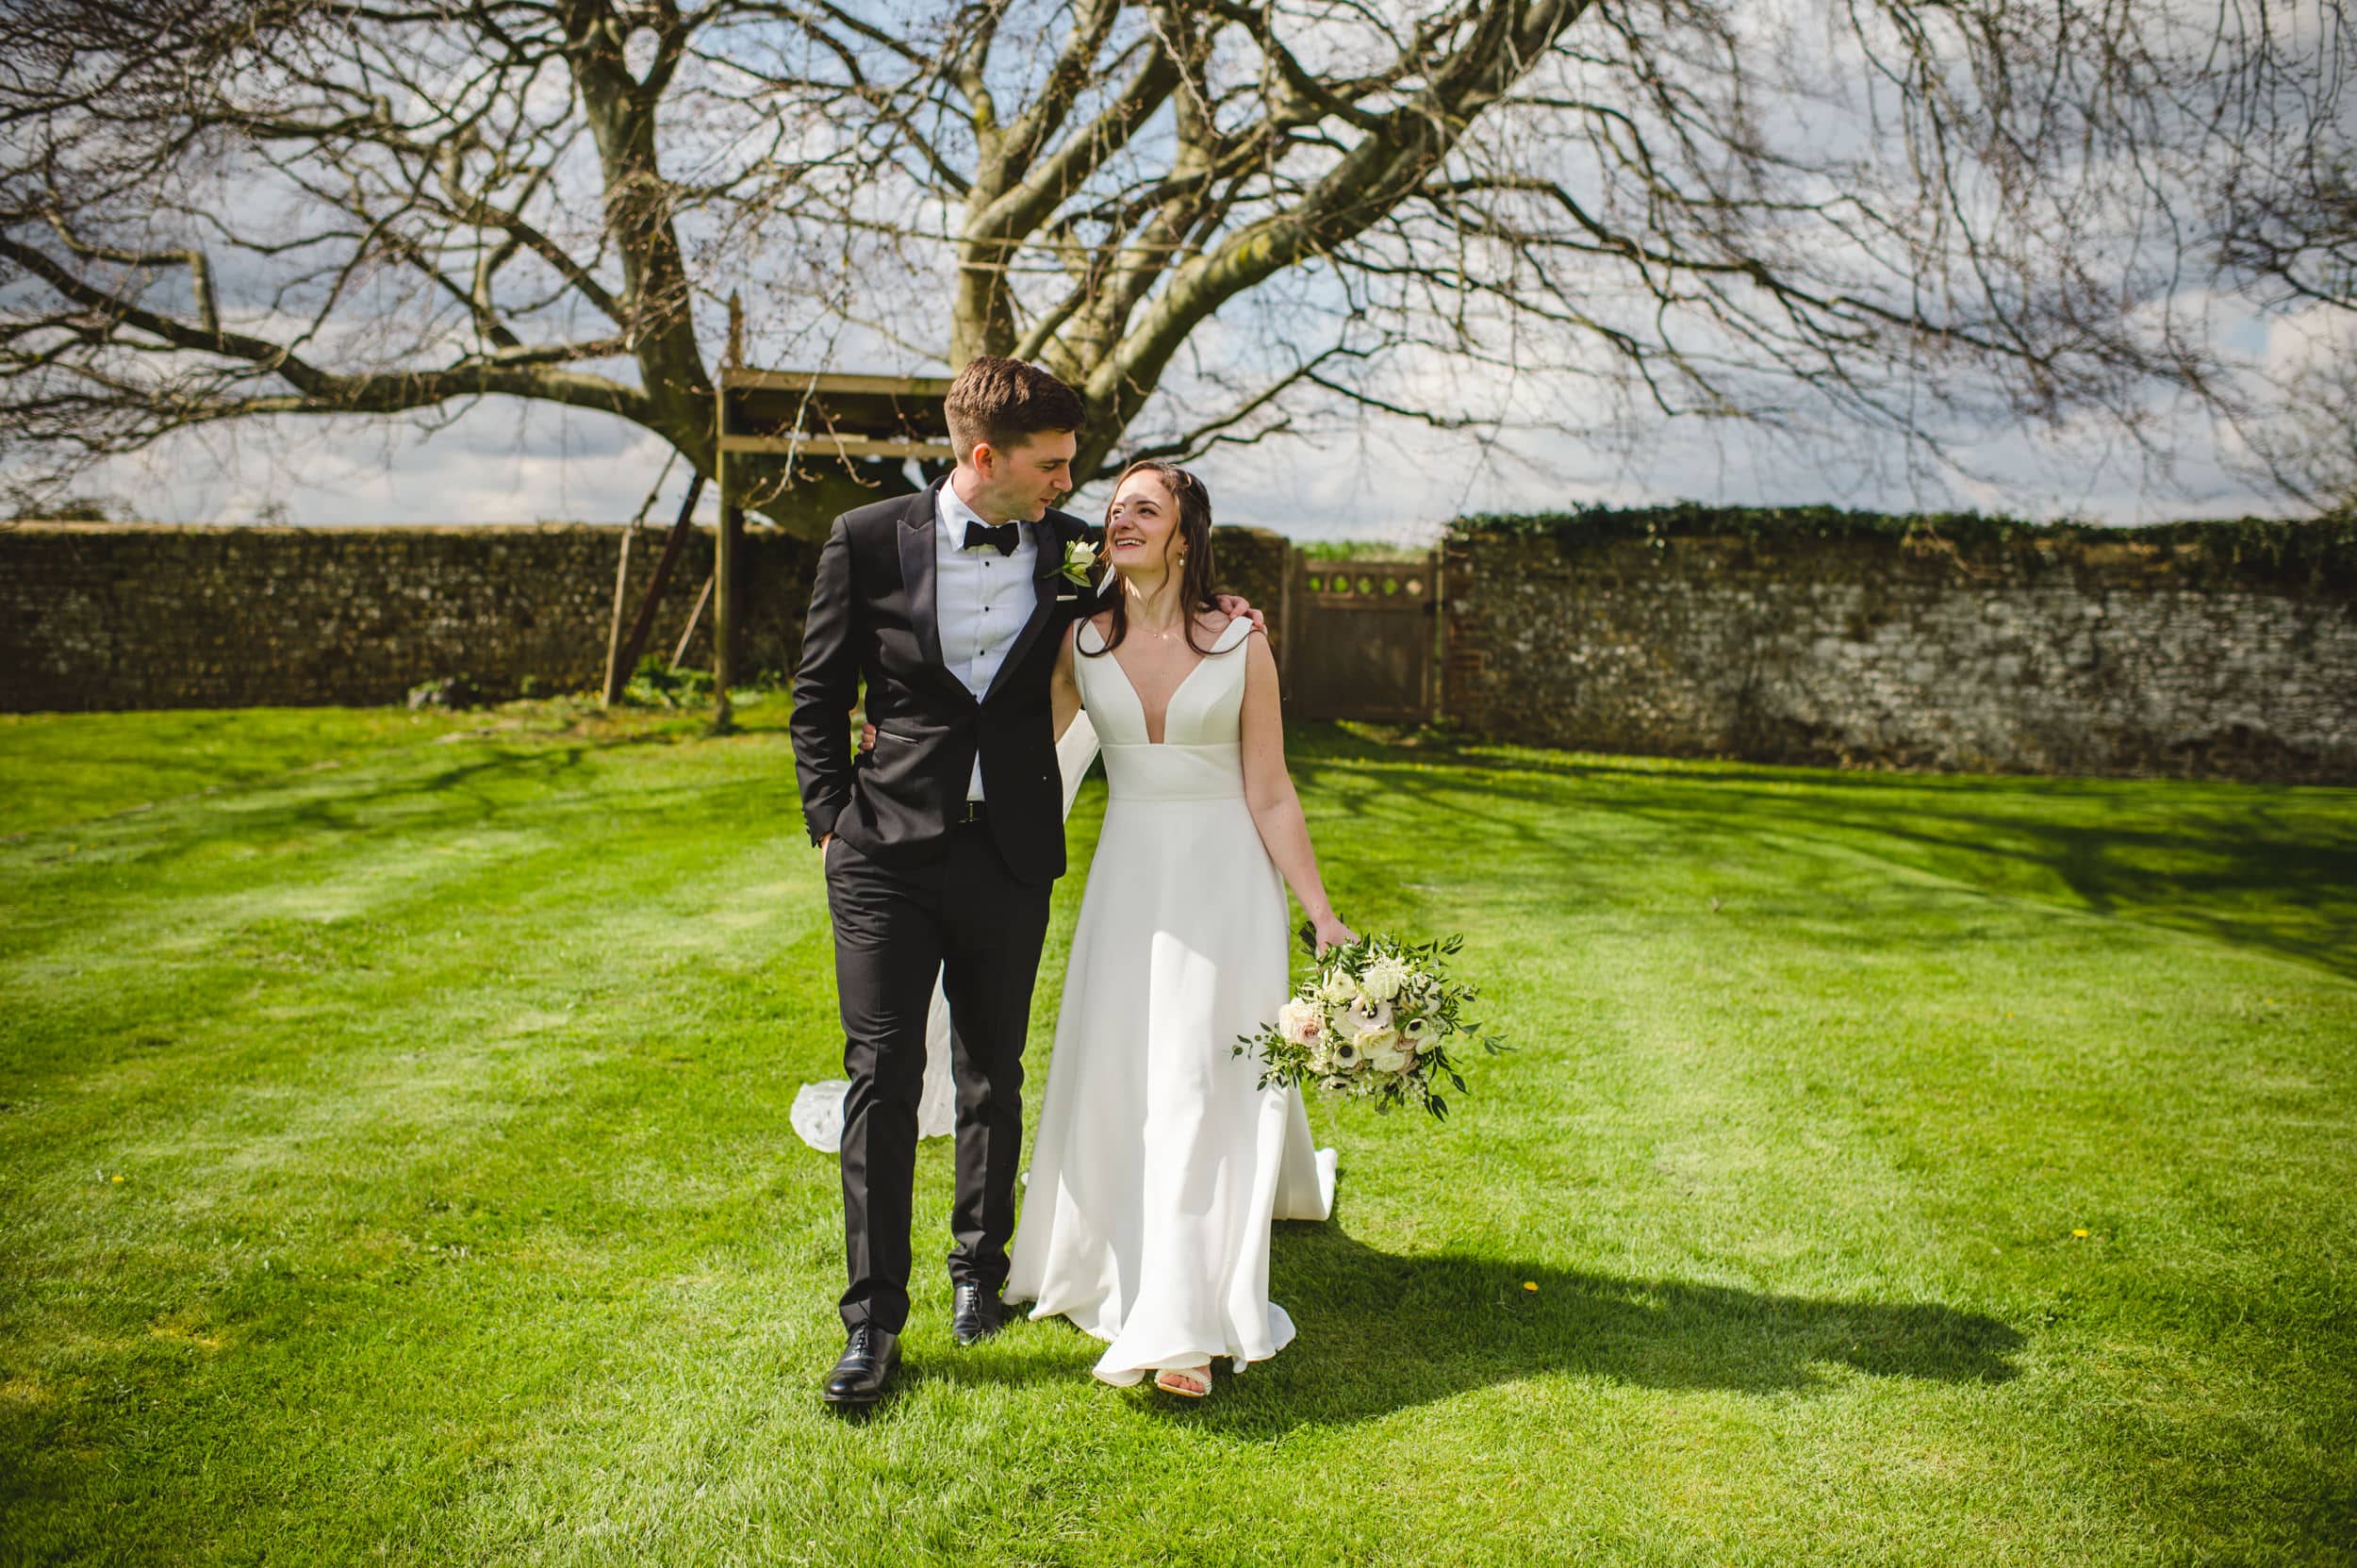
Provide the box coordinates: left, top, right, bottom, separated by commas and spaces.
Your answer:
822, 1326, 900, 1408
950, 1281, 1006, 1345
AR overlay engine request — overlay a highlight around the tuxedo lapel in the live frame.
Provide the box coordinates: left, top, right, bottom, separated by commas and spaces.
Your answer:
897, 481, 973, 704
981, 515, 1063, 705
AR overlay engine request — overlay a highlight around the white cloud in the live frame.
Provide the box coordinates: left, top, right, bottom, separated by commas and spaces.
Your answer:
2262, 302, 2357, 380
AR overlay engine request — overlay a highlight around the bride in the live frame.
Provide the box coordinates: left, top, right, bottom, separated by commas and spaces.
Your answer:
1004, 459, 1351, 1398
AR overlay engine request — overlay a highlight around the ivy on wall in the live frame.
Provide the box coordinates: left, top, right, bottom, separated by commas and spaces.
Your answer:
1444, 503, 2357, 594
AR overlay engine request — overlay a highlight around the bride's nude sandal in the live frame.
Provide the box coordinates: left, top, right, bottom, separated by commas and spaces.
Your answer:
1154, 1365, 1212, 1398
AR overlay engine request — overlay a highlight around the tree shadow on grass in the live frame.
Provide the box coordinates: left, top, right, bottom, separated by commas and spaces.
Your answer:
1154, 1224, 2027, 1434
3, 711, 745, 862
1282, 723, 2357, 981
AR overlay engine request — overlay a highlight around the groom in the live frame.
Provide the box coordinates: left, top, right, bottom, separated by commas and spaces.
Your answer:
790, 356, 1258, 1409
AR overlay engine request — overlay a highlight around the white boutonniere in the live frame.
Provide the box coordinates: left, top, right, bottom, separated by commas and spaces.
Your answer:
1046, 536, 1099, 590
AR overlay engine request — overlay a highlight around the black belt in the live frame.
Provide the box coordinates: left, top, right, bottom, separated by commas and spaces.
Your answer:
954, 799, 989, 825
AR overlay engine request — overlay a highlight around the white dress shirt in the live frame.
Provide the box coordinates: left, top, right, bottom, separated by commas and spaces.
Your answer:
935, 481, 1039, 801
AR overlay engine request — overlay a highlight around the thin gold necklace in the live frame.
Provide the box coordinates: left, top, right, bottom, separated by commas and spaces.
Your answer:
1129, 591, 1185, 641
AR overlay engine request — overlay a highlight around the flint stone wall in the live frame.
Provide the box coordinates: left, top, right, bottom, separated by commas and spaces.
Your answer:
1440, 517, 2357, 781
1209, 525, 1292, 659
0, 521, 820, 711
0, 519, 1294, 714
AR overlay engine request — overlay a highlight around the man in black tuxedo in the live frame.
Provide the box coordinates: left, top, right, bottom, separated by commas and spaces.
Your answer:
791, 357, 1254, 1409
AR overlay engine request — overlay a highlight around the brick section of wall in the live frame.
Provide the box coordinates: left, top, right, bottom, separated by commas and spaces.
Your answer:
0, 522, 820, 712
1442, 529, 2357, 781
0, 519, 1294, 715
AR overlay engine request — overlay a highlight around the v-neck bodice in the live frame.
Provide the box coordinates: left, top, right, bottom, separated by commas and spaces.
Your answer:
1074, 616, 1255, 801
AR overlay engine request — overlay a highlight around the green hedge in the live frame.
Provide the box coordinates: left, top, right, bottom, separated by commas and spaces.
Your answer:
1444, 503, 2357, 591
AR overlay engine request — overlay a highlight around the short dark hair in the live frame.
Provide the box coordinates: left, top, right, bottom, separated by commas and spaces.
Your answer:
945, 356, 1085, 462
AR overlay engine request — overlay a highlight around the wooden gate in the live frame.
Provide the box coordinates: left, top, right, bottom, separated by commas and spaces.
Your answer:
1280, 554, 1440, 723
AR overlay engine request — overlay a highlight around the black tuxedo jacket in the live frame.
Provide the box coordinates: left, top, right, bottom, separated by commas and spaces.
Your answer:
790, 477, 1096, 884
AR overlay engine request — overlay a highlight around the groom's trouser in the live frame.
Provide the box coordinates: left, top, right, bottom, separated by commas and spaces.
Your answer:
823, 820, 1051, 1335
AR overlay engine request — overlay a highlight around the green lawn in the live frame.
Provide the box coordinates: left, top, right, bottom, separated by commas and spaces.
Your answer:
1, 694, 2351, 1565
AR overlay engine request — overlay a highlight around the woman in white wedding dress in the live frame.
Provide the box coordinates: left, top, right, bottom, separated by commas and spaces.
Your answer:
1004, 459, 1351, 1399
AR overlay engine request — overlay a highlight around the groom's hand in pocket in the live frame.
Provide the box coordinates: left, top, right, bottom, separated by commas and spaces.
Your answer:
825, 726, 872, 863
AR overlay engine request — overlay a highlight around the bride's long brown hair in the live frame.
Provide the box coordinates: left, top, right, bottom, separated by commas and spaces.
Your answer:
1081, 459, 1221, 656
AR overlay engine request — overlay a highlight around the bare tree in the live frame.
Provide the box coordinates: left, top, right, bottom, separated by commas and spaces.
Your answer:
2213, 119, 2357, 510
0, 0, 2347, 533
2245, 352, 2357, 512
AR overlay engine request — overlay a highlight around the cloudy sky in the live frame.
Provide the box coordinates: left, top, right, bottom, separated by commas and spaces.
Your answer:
20, 0, 2341, 545
54, 247, 2334, 544
58, 308, 2316, 549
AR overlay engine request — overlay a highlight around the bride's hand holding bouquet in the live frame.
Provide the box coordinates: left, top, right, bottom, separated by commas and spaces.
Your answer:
1237, 921, 1511, 1120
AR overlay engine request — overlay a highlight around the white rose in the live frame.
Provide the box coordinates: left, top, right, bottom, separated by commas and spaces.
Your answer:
1277, 999, 1325, 1047
1319, 970, 1358, 1006
1353, 1022, 1404, 1067
1359, 955, 1410, 1003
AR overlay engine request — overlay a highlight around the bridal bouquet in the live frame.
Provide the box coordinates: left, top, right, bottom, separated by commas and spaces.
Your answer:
1234, 925, 1509, 1119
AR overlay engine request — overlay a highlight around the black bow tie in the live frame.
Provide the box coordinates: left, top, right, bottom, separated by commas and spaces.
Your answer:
962, 519, 1020, 556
